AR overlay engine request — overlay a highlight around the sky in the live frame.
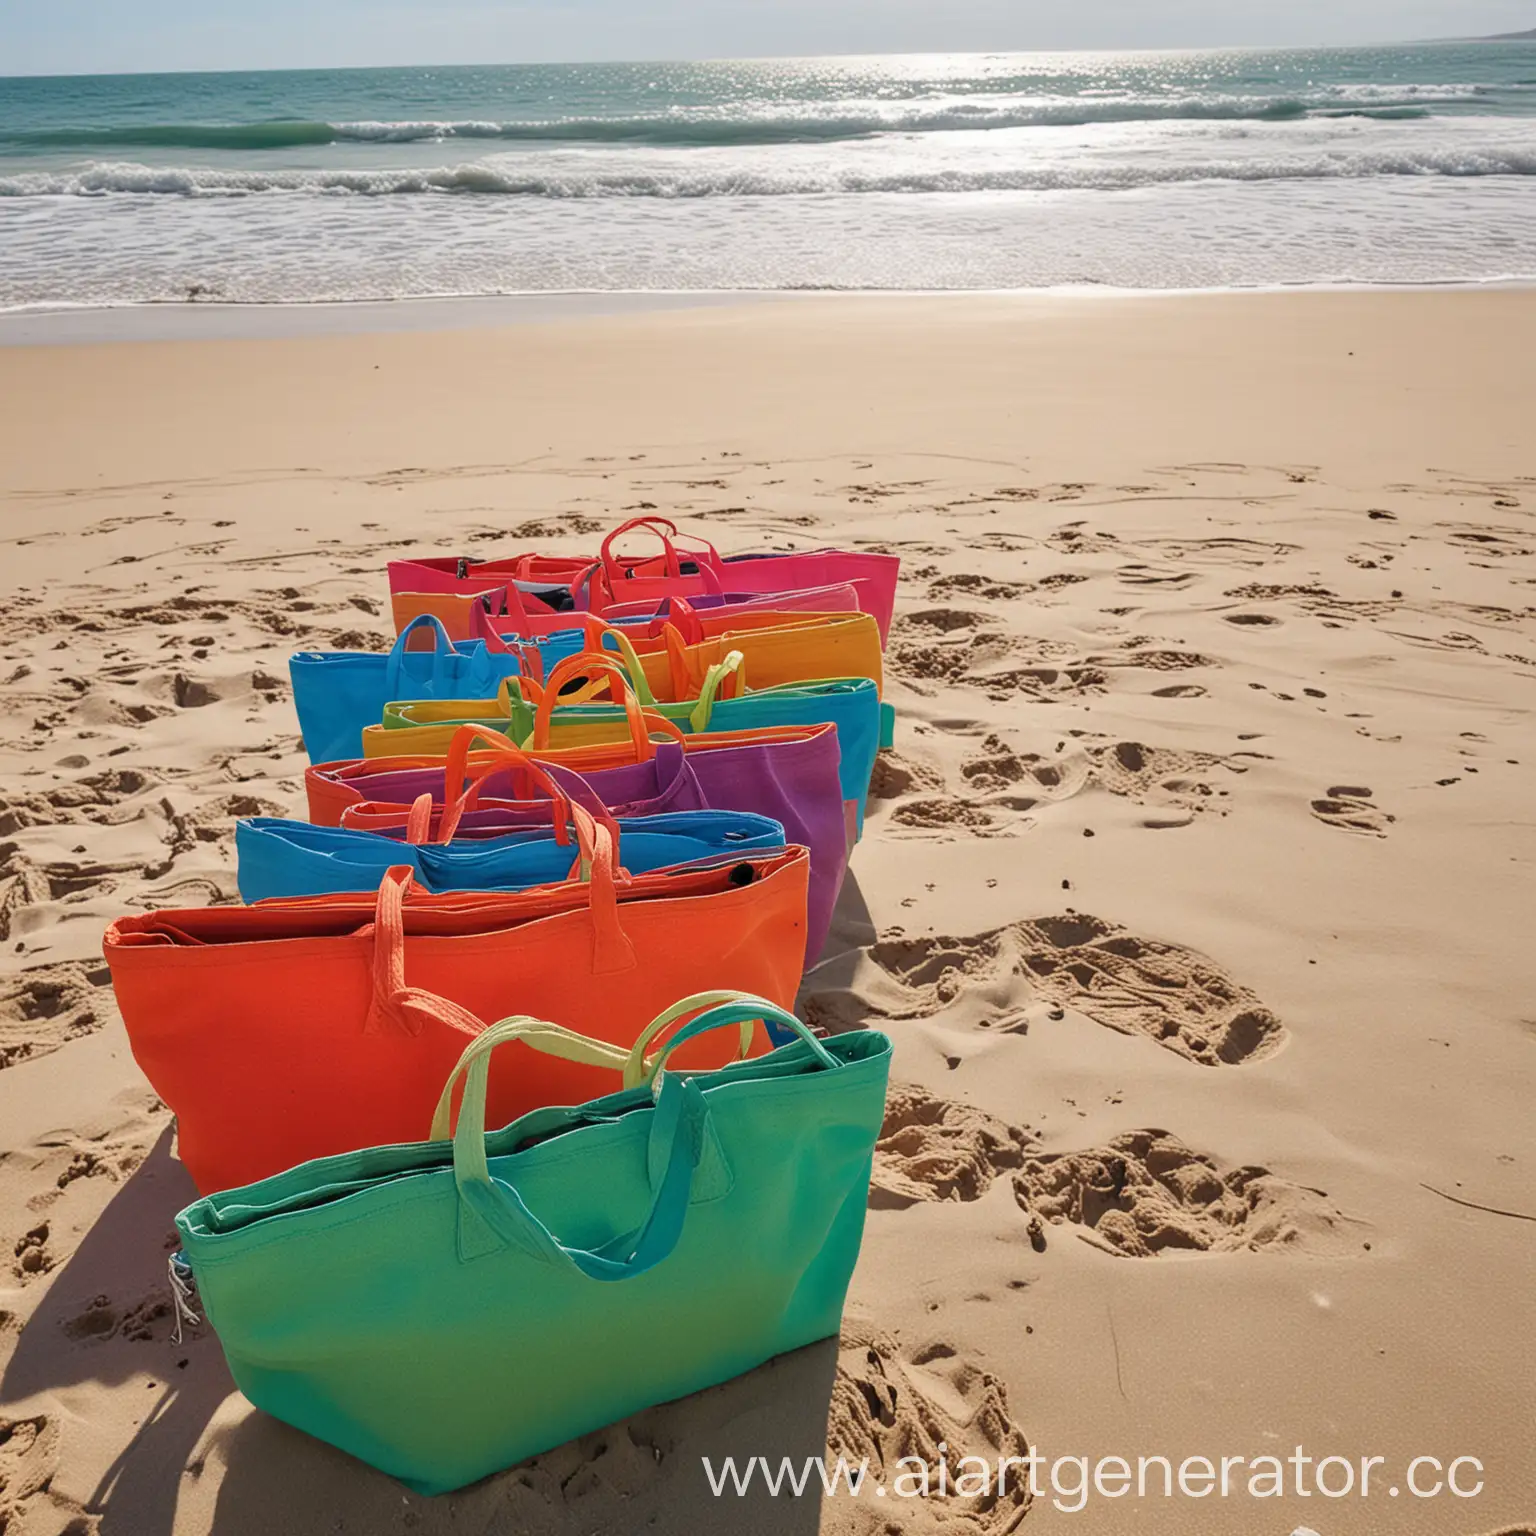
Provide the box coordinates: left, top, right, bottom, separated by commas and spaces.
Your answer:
0, 0, 1531, 76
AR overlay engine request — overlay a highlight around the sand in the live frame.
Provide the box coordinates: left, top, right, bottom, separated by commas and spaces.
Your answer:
0, 291, 1532, 1536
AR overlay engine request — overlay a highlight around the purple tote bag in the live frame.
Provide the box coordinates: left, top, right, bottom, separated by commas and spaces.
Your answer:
336, 730, 846, 967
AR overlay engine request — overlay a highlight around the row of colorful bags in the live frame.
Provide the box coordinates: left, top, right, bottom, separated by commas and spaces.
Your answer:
104, 517, 900, 1492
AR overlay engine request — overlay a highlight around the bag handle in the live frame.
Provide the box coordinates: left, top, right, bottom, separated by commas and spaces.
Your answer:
622, 993, 835, 1088
598, 519, 726, 599
436, 735, 587, 844
428, 1017, 633, 1141
577, 618, 661, 705
599, 516, 687, 583
425, 997, 758, 1142
527, 654, 687, 761
364, 810, 635, 1039
361, 867, 495, 1041
467, 600, 519, 655
659, 621, 712, 700
571, 556, 723, 616
529, 653, 648, 755
384, 614, 458, 698
445, 990, 806, 1275
559, 630, 658, 707
688, 650, 745, 731
484, 578, 546, 635
439, 726, 612, 845
435, 728, 600, 844
452, 1064, 710, 1275
646, 594, 702, 646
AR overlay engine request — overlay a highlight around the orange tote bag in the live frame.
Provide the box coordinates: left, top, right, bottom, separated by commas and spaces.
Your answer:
559, 614, 885, 701
104, 809, 809, 1194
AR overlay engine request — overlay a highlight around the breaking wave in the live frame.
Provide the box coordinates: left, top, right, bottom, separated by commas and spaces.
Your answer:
1, 83, 1526, 153
6, 145, 1536, 199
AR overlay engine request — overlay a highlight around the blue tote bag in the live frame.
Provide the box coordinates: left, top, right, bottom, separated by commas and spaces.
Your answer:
290, 615, 525, 766
235, 804, 787, 903
175, 995, 892, 1495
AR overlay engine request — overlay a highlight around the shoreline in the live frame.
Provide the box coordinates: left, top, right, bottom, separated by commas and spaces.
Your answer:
5, 277, 1536, 346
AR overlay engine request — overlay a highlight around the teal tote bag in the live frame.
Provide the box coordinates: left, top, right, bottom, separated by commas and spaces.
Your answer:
175, 994, 892, 1495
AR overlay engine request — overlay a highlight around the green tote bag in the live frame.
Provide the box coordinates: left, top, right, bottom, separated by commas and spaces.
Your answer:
174, 994, 892, 1495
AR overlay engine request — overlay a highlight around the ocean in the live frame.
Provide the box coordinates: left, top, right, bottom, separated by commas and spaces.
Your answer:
2, 45, 1535, 309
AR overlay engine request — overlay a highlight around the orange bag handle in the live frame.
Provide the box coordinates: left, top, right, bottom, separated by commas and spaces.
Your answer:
439, 727, 626, 846
529, 653, 687, 759
659, 621, 710, 700
363, 812, 636, 1035
362, 867, 493, 1041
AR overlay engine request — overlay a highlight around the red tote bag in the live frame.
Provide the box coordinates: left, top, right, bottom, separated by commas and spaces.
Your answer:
105, 809, 809, 1194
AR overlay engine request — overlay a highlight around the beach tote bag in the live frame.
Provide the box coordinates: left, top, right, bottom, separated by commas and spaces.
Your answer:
105, 816, 810, 1193
403, 715, 845, 964
389, 516, 902, 642
290, 615, 524, 765
334, 712, 846, 966
531, 614, 884, 702
234, 796, 787, 901
175, 994, 892, 1494
393, 574, 862, 643
307, 720, 842, 828
376, 668, 882, 817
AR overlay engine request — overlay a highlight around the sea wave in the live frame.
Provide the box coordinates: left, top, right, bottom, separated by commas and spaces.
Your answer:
0, 84, 1527, 152
6, 147, 1536, 199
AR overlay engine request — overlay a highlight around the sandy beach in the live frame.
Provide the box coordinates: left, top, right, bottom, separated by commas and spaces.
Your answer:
0, 290, 1532, 1535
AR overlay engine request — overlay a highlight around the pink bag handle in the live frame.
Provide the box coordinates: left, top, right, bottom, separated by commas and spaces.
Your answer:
645, 595, 704, 646
570, 556, 725, 613
477, 579, 550, 636
597, 517, 724, 593
599, 516, 686, 581
467, 600, 530, 657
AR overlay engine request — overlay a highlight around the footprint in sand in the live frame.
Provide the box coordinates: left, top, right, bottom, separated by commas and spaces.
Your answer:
890, 630, 1114, 704
61, 1292, 173, 1344
0, 1414, 70, 1535
1117, 562, 1198, 589
828, 1321, 1033, 1534
890, 798, 1009, 836
867, 750, 946, 802
893, 608, 994, 637
805, 914, 1285, 1067
1443, 526, 1533, 559
11, 1222, 54, 1282
1141, 536, 1301, 567
1013, 1131, 1355, 1257
1046, 522, 1118, 553
868, 751, 1026, 838
959, 734, 1255, 826
926, 573, 1031, 603
871, 1083, 1032, 1209
1310, 786, 1394, 837
871, 1086, 1356, 1257
157, 791, 288, 861
0, 846, 145, 940
0, 960, 116, 1069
